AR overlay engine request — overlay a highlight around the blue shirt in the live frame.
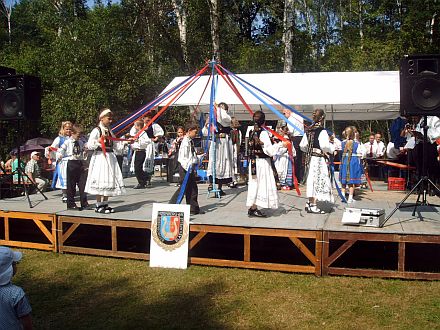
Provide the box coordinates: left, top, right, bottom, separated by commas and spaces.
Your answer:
0, 283, 32, 330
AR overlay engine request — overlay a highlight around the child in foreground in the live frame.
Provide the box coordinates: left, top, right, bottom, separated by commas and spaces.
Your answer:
0, 246, 32, 330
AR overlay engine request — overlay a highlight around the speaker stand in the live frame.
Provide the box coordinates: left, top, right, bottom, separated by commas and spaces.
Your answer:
13, 120, 48, 207
383, 115, 440, 226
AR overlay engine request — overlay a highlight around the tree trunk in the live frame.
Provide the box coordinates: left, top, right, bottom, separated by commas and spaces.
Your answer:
358, 0, 364, 50
207, 0, 220, 61
282, 0, 294, 72
1, 0, 14, 44
171, 0, 189, 72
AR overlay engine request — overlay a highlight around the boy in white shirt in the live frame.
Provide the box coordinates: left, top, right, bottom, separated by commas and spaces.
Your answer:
57, 124, 89, 210
170, 122, 205, 215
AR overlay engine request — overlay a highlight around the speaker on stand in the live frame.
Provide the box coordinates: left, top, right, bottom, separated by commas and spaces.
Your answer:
384, 55, 440, 226
0, 73, 46, 206
0, 74, 41, 121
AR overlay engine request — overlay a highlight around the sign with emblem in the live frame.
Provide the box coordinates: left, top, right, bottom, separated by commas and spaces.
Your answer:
150, 203, 190, 269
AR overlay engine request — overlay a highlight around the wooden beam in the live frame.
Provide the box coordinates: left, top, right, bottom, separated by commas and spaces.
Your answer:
111, 225, 117, 251
328, 267, 440, 280
4, 216, 9, 241
62, 223, 80, 242
244, 234, 250, 262
189, 257, 316, 274
398, 241, 405, 272
189, 232, 207, 250
61, 246, 149, 260
289, 237, 316, 266
0, 239, 53, 251
327, 240, 356, 266
32, 219, 54, 245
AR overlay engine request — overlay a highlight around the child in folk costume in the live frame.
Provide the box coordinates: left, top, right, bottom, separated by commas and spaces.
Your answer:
339, 126, 365, 204
300, 109, 335, 214
169, 122, 204, 215
202, 102, 234, 196
85, 109, 126, 214
167, 126, 185, 185
57, 124, 89, 210
130, 112, 164, 187
274, 125, 295, 190
247, 111, 288, 217
46, 121, 72, 202
129, 120, 151, 189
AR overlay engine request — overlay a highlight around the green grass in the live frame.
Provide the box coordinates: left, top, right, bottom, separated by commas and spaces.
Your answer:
12, 249, 440, 329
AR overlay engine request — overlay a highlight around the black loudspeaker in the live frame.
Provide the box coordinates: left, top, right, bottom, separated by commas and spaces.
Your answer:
400, 54, 440, 116
0, 75, 41, 121
0, 66, 16, 76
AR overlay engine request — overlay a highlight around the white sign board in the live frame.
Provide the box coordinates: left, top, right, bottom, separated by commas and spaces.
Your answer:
150, 203, 190, 269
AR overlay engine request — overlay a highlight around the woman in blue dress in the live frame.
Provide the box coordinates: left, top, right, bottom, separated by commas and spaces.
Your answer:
339, 126, 365, 203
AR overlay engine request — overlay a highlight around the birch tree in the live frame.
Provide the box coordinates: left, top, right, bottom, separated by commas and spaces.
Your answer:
282, 0, 294, 72
0, 0, 15, 44
207, 0, 220, 61
171, 0, 189, 71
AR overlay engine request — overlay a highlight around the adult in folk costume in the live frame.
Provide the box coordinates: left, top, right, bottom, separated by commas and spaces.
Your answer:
129, 120, 151, 189
246, 111, 287, 217
300, 109, 335, 214
229, 117, 242, 188
85, 109, 126, 214
46, 121, 72, 203
202, 102, 234, 196
130, 112, 164, 187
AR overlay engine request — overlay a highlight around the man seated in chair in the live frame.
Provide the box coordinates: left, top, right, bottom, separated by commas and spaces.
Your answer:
25, 151, 48, 192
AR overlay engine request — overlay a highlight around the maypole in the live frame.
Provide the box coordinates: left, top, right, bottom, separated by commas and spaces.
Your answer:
207, 57, 221, 198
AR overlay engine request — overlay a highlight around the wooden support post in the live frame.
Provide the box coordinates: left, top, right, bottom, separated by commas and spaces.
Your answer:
4, 216, 9, 241
398, 241, 405, 272
111, 224, 117, 252
244, 234, 250, 262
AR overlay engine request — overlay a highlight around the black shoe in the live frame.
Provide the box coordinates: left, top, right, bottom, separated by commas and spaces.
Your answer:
67, 204, 80, 211
228, 182, 237, 188
248, 208, 267, 218
133, 184, 145, 189
62, 196, 68, 203
208, 184, 213, 192
218, 190, 226, 196
190, 210, 205, 215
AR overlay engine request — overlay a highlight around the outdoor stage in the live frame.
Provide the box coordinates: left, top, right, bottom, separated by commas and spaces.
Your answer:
0, 176, 439, 280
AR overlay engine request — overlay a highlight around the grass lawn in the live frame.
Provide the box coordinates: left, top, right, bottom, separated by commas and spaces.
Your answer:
12, 249, 440, 329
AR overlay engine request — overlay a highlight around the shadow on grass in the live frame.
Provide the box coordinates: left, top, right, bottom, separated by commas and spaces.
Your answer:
19, 263, 227, 329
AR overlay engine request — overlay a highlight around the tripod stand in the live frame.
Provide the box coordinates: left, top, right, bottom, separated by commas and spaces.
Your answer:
384, 115, 440, 225
11, 121, 48, 207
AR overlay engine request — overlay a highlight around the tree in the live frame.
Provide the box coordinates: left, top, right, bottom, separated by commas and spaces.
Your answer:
207, 0, 220, 60
171, 0, 189, 72
282, 0, 294, 72
0, 0, 16, 43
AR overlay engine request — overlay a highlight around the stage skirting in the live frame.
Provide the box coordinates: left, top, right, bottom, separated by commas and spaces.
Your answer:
1, 210, 439, 280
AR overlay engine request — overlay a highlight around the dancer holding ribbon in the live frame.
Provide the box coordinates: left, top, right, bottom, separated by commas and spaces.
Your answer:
85, 109, 126, 214
246, 111, 287, 217
300, 109, 335, 214
202, 102, 234, 196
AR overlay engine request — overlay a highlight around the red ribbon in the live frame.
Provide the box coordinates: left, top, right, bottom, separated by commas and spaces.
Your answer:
215, 64, 300, 195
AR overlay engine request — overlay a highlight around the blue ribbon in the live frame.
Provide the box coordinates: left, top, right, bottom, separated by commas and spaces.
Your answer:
330, 162, 346, 203
222, 67, 309, 135
176, 165, 192, 204
112, 72, 202, 131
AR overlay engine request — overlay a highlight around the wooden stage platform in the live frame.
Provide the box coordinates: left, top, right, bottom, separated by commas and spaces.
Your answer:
0, 177, 439, 280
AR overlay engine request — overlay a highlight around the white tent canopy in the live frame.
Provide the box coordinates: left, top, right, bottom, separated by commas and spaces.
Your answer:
158, 71, 400, 121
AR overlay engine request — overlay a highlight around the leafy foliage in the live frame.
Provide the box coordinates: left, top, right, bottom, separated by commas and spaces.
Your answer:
0, 0, 439, 158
